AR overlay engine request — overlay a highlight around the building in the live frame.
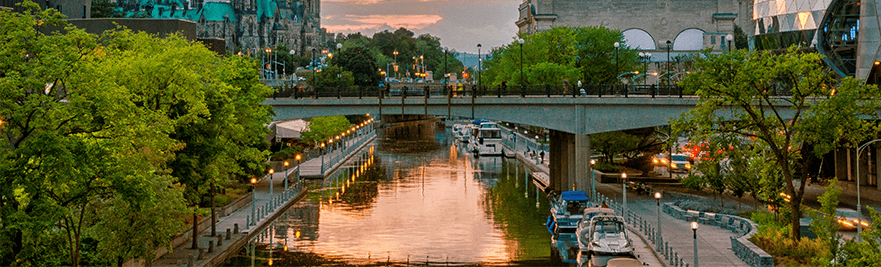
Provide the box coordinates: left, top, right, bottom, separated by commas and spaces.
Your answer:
1, 0, 91, 18
116, 0, 324, 56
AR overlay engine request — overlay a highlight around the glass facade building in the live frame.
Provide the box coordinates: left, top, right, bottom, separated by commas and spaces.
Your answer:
753, 0, 861, 77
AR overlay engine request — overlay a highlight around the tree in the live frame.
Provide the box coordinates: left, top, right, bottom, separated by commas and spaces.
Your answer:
91, 0, 123, 18
334, 46, 380, 86
300, 116, 352, 146
808, 178, 842, 264
590, 131, 642, 163
672, 47, 880, 240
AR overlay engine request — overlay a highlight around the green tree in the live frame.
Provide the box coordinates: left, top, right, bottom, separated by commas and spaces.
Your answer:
334, 46, 380, 86
590, 131, 641, 163
808, 178, 842, 265
300, 116, 352, 146
91, 0, 123, 18
672, 47, 880, 240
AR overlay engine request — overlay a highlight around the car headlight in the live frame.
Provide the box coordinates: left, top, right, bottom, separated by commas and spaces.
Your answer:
685, 163, 691, 169
671, 163, 678, 169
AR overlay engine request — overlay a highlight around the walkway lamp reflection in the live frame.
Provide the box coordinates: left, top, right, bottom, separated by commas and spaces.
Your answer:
655, 191, 662, 251
590, 159, 596, 200
692, 221, 699, 267
321, 142, 326, 174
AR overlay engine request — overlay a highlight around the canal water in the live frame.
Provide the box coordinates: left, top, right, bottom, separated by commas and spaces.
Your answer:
225, 121, 568, 266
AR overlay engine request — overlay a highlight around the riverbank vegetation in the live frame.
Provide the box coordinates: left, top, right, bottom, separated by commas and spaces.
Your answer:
0, 3, 272, 265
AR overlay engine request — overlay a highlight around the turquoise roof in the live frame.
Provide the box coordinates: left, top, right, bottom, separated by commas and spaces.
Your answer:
202, 2, 238, 22
256, 0, 277, 22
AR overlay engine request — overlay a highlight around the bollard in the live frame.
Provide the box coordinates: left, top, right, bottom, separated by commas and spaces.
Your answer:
234, 223, 239, 234
208, 240, 214, 253
673, 252, 678, 265
217, 235, 223, 247
680, 257, 685, 267
665, 242, 670, 257
669, 253, 675, 265
246, 215, 250, 228
226, 228, 231, 240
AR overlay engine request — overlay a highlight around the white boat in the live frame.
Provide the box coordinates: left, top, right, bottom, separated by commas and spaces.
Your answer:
455, 125, 475, 143
576, 207, 617, 252
546, 191, 591, 239
577, 213, 634, 267
468, 124, 503, 156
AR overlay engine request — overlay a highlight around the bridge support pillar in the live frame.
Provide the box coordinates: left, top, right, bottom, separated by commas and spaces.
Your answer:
548, 106, 592, 194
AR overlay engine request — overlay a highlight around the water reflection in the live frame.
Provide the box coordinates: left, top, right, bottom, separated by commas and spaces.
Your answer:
226, 121, 578, 266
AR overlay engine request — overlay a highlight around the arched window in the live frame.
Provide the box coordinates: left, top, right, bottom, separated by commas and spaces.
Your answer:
622, 29, 656, 50
673, 29, 705, 51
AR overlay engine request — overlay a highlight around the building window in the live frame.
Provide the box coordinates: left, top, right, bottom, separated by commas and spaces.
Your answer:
82, 6, 86, 18
56, 5, 61, 13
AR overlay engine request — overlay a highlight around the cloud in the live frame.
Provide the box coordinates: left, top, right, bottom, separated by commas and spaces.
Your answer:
324, 0, 448, 4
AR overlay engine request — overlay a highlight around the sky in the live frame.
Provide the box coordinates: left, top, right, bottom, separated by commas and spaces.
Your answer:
322, 0, 521, 54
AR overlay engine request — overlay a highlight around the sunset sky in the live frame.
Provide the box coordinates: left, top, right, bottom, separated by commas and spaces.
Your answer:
322, 0, 521, 54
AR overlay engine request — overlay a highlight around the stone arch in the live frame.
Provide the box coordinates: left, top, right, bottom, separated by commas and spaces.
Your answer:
622, 28, 656, 50
673, 28, 705, 51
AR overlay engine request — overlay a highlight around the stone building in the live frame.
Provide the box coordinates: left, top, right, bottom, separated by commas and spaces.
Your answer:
1, 0, 91, 18
117, 0, 324, 56
516, 0, 752, 52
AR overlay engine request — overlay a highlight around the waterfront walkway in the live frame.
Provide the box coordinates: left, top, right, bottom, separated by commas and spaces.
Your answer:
149, 128, 377, 267
496, 125, 746, 267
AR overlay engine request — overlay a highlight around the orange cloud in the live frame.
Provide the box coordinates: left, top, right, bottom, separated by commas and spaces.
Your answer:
334, 14, 443, 30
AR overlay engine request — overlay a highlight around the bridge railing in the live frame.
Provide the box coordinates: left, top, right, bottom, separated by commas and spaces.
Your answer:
269, 82, 799, 99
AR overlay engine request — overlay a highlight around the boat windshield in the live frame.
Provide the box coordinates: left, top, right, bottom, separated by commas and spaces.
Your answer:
479, 129, 502, 139
566, 200, 588, 214
592, 221, 625, 239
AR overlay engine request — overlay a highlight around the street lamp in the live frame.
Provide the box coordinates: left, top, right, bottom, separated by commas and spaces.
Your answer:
320, 142, 326, 174
639, 52, 651, 84
250, 177, 257, 226
283, 161, 289, 191
726, 34, 734, 51
477, 44, 482, 88
621, 172, 628, 216
665, 40, 672, 88
692, 221, 699, 267
655, 191, 662, 251
268, 168, 274, 201
518, 38, 525, 88
590, 159, 597, 201
295, 154, 302, 186
393, 50, 399, 79
614, 42, 620, 83
855, 139, 881, 241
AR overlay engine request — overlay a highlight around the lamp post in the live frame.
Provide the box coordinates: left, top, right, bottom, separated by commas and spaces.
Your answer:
311, 48, 318, 97
393, 50, 399, 79
726, 34, 734, 51
655, 191, 662, 251
692, 221, 699, 267
666, 40, 671, 88
295, 154, 302, 186
614, 42, 620, 83
250, 177, 257, 226
639, 52, 651, 84
283, 161, 289, 191
477, 44, 482, 88
336, 43, 343, 86
518, 38, 525, 87
622, 172, 628, 216
590, 159, 596, 201
320, 142, 326, 174
855, 139, 881, 241
268, 168, 274, 202
444, 47, 449, 94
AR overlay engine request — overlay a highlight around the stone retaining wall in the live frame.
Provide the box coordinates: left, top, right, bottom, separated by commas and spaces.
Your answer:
663, 203, 774, 267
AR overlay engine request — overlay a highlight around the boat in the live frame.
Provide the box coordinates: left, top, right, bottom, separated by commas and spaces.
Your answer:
455, 124, 475, 143
578, 213, 634, 267
468, 123, 503, 156
547, 191, 591, 239
575, 207, 617, 252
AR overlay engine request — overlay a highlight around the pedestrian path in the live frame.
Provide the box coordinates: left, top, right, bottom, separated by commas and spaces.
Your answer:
147, 129, 377, 267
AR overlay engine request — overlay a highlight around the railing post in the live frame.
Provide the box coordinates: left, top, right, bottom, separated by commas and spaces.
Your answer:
651, 84, 656, 98
624, 84, 629, 98
545, 84, 550, 97
520, 85, 526, 98
294, 87, 298, 99
679, 85, 683, 98
497, 85, 502, 98
359, 86, 362, 99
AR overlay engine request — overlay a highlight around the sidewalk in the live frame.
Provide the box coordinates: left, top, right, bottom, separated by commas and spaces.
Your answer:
149, 130, 377, 267
299, 129, 377, 178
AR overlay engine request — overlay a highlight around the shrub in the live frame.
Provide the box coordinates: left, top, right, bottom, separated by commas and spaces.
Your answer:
594, 162, 622, 173
749, 211, 829, 265
680, 174, 704, 191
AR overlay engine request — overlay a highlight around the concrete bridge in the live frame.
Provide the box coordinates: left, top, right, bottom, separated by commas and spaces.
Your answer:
265, 95, 796, 194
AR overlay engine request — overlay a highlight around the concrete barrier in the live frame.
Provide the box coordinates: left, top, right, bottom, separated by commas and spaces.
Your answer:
663, 203, 773, 267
